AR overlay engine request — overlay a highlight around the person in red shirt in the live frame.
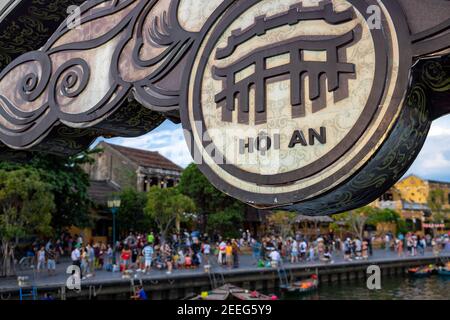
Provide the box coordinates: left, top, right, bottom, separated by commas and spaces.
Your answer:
121, 245, 132, 272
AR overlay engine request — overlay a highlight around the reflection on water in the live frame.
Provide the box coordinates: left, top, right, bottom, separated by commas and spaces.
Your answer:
276, 276, 450, 300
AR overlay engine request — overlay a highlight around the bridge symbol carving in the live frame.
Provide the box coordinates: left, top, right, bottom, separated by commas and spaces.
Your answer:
213, 28, 359, 124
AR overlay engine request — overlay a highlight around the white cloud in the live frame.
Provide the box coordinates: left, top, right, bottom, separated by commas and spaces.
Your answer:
427, 122, 450, 137
106, 122, 193, 168
405, 115, 450, 181
421, 153, 450, 170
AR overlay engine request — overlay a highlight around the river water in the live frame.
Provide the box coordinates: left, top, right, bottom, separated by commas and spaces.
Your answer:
276, 276, 450, 300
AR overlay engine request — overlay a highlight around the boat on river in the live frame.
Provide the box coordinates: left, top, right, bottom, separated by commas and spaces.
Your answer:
190, 284, 277, 300
437, 263, 450, 277
438, 268, 450, 277
282, 275, 319, 294
408, 266, 433, 277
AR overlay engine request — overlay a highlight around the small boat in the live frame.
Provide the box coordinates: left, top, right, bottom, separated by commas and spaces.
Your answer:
437, 268, 450, 277
190, 284, 276, 301
284, 275, 319, 294
231, 288, 276, 301
437, 263, 450, 277
408, 267, 433, 277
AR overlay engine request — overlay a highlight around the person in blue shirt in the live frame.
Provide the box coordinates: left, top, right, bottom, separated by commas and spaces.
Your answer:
191, 230, 200, 241
132, 286, 148, 300
42, 293, 54, 301
143, 244, 154, 274
138, 287, 148, 300
251, 239, 261, 264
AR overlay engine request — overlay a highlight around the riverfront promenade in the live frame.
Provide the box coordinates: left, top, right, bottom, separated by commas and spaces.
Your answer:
1, 249, 449, 299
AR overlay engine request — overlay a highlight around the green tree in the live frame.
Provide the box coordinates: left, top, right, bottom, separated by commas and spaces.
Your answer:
428, 189, 445, 213
178, 164, 244, 231
116, 187, 149, 236
0, 150, 96, 232
368, 208, 406, 235
267, 211, 297, 238
428, 189, 449, 235
428, 189, 448, 224
0, 168, 55, 276
333, 207, 407, 238
368, 208, 399, 224
206, 204, 244, 239
144, 187, 196, 242
332, 206, 378, 239
396, 219, 409, 235
29, 152, 93, 231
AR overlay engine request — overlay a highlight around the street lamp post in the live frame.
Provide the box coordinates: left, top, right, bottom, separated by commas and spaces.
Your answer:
107, 197, 121, 264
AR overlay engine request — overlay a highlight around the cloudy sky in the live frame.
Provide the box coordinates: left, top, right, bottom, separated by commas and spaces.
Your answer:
106, 115, 450, 182
404, 115, 450, 181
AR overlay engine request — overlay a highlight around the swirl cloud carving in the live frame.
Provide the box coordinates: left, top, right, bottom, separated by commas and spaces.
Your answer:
0, 0, 196, 150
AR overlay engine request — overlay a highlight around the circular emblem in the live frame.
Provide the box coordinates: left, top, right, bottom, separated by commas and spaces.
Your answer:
181, 0, 411, 207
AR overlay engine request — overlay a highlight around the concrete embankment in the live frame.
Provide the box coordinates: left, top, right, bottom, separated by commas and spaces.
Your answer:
1, 254, 448, 300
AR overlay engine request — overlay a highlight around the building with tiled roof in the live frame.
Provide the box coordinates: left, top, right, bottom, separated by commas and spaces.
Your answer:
84, 141, 183, 193
87, 180, 121, 206
75, 142, 184, 243
107, 144, 183, 173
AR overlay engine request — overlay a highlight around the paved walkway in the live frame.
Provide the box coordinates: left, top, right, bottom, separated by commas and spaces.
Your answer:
1, 249, 449, 292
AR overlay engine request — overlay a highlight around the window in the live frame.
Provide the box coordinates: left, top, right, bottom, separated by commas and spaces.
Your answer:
167, 179, 175, 188
381, 193, 394, 201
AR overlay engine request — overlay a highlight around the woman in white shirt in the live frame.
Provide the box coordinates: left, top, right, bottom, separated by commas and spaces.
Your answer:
269, 249, 281, 268
218, 241, 226, 265
202, 241, 211, 266
291, 240, 299, 264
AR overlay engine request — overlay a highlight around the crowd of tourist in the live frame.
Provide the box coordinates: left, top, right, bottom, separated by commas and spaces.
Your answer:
21, 230, 450, 279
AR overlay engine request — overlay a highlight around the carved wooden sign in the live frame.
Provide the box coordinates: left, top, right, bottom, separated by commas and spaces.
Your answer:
0, 0, 449, 215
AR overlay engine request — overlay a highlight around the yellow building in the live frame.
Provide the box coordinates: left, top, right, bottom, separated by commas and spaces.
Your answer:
373, 175, 450, 234
395, 175, 428, 204
395, 175, 450, 209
